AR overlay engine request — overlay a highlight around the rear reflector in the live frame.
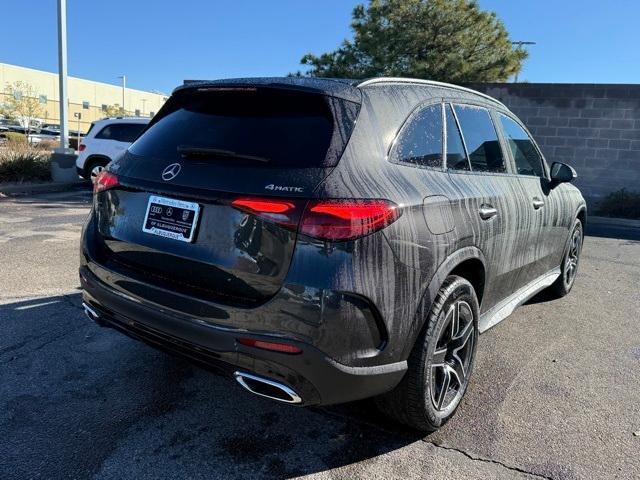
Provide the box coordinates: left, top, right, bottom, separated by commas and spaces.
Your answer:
93, 171, 119, 194
237, 338, 302, 354
231, 197, 401, 242
78, 144, 86, 152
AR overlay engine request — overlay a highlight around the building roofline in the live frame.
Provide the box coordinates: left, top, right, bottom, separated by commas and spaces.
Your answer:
0, 62, 168, 98
357, 77, 508, 109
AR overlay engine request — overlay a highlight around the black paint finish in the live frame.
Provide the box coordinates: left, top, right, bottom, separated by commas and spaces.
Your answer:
80, 77, 586, 406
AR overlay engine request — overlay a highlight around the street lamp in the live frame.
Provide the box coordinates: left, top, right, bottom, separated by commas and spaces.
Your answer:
511, 41, 536, 83
117, 75, 126, 115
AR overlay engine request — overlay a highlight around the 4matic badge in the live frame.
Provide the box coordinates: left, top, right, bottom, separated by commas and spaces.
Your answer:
265, 184, 304, 193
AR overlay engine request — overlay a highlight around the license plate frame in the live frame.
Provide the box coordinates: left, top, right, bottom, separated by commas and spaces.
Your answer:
142, 195, 200, 243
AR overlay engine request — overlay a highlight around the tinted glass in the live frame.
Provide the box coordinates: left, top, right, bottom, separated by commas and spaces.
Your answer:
454, 105, 505, 173
499, 115, 545, 177
129, 89, 358, 168
96, 123, 146, 142
391, 104, 442, 168
445, 104, 469, 171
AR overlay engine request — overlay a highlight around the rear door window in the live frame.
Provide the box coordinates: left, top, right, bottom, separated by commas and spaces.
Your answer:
390, 104, 443, 168
96, 123, 146, 143
453, 105, 506, 173
128, 88, 359, 168
499, 114, 545, 177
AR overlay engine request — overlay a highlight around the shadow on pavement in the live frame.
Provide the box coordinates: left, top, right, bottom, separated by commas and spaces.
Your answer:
0, 294, 422, 479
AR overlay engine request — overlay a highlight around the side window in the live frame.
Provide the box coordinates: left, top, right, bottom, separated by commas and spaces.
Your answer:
95, 125, 114, 140
499, 115, 545, 177
390, 104, 443, 168
96, 123, 145, 142
445, 104, 469, 171
118, 123, 146, 142
453, 105, 506, 173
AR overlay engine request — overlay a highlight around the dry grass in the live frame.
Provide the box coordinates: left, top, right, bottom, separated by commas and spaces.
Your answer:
0, 142, 52, 183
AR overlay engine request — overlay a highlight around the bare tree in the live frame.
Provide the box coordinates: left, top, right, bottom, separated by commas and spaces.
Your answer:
3, 81, 44, 137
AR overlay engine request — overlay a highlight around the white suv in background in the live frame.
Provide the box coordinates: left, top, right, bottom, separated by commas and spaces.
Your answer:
76, 117, 149, 181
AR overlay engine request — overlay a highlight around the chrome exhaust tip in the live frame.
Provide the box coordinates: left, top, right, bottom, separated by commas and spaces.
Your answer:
234, 372, 302, 404
82, 302, 99, 321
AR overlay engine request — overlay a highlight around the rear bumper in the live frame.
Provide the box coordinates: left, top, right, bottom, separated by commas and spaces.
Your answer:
79, 265, 407, 406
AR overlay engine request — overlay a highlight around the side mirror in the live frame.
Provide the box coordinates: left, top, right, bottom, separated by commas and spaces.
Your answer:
550, 162, 577, 184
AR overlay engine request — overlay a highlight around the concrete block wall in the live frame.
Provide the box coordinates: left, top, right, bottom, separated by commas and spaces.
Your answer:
469, 83, 640, 208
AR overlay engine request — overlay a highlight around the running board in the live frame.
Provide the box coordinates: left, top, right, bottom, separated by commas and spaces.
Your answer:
479, 267, 561, 333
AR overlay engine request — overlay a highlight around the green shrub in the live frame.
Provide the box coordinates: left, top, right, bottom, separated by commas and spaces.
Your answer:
598, 189, 640, 219
0, 144, 51, 183
3, 132, 28, 146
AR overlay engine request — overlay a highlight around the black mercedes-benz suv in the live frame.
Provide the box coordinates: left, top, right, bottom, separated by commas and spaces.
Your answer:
80, 77, 586, 431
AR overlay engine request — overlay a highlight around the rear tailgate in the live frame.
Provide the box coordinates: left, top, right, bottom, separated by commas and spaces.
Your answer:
93, 85, 360, 307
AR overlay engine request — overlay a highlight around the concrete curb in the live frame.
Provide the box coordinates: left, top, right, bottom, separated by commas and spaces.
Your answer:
589, 215, 640, 229
0, 181, 89, 196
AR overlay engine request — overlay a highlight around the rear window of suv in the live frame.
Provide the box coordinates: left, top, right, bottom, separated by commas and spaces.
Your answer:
128, 88, 360, 168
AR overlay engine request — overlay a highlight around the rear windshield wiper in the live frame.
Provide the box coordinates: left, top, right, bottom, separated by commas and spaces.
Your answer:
177, 146, 270, 163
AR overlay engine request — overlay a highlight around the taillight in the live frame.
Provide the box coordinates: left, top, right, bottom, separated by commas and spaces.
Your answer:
300, 199, 401, 241
231, 198, 303, 230
231, 197, 401, 242
93, 171, 119, 194
78, 143, 86, 151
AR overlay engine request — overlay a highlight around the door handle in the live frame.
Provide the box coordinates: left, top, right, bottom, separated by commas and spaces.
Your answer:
532, 198, 545, 209
479, 205, 498, 220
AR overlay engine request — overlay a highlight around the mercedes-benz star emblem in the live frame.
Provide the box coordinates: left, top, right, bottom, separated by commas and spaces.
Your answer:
162, 163, 182, 181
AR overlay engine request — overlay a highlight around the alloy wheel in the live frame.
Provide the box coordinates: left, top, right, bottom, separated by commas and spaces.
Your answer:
564, 227, 582, 289
430, 300, 475, 412
90, 165, 105, 183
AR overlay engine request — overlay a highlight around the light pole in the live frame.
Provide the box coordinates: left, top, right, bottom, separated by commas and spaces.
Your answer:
511, 41, 536, 83
51, 0, 77, 182
117, 75, 126, 115
56, 0, 70, 152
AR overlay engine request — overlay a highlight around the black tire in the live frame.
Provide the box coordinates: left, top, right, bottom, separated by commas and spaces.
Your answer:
376, 275, 479, 432
84, 157, 110, 182
548, 218, 583, 298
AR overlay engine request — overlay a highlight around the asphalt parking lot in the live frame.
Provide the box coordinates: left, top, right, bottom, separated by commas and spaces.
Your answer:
1, 189, 639, 480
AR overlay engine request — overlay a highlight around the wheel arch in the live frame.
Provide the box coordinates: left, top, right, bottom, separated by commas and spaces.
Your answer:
401, 246, 486, 360
83, 155, 112, 177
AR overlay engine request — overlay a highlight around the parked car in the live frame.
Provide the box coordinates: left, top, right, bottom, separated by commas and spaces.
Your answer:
80, 77, 586, 431
75, 117, 149, 181
27, 133, 60, 145
40, 124, 61, 136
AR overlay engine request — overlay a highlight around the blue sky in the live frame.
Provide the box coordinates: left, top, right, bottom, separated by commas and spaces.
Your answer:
1, 1, 638, 94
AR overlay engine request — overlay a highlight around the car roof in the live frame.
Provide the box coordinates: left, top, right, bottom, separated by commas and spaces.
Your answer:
175, 76, 506, 109
357, 77, 508, 109
92, 117, 150, 126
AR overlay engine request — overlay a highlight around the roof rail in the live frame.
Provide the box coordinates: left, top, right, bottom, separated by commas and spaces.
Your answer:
357, 77, 507, 109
